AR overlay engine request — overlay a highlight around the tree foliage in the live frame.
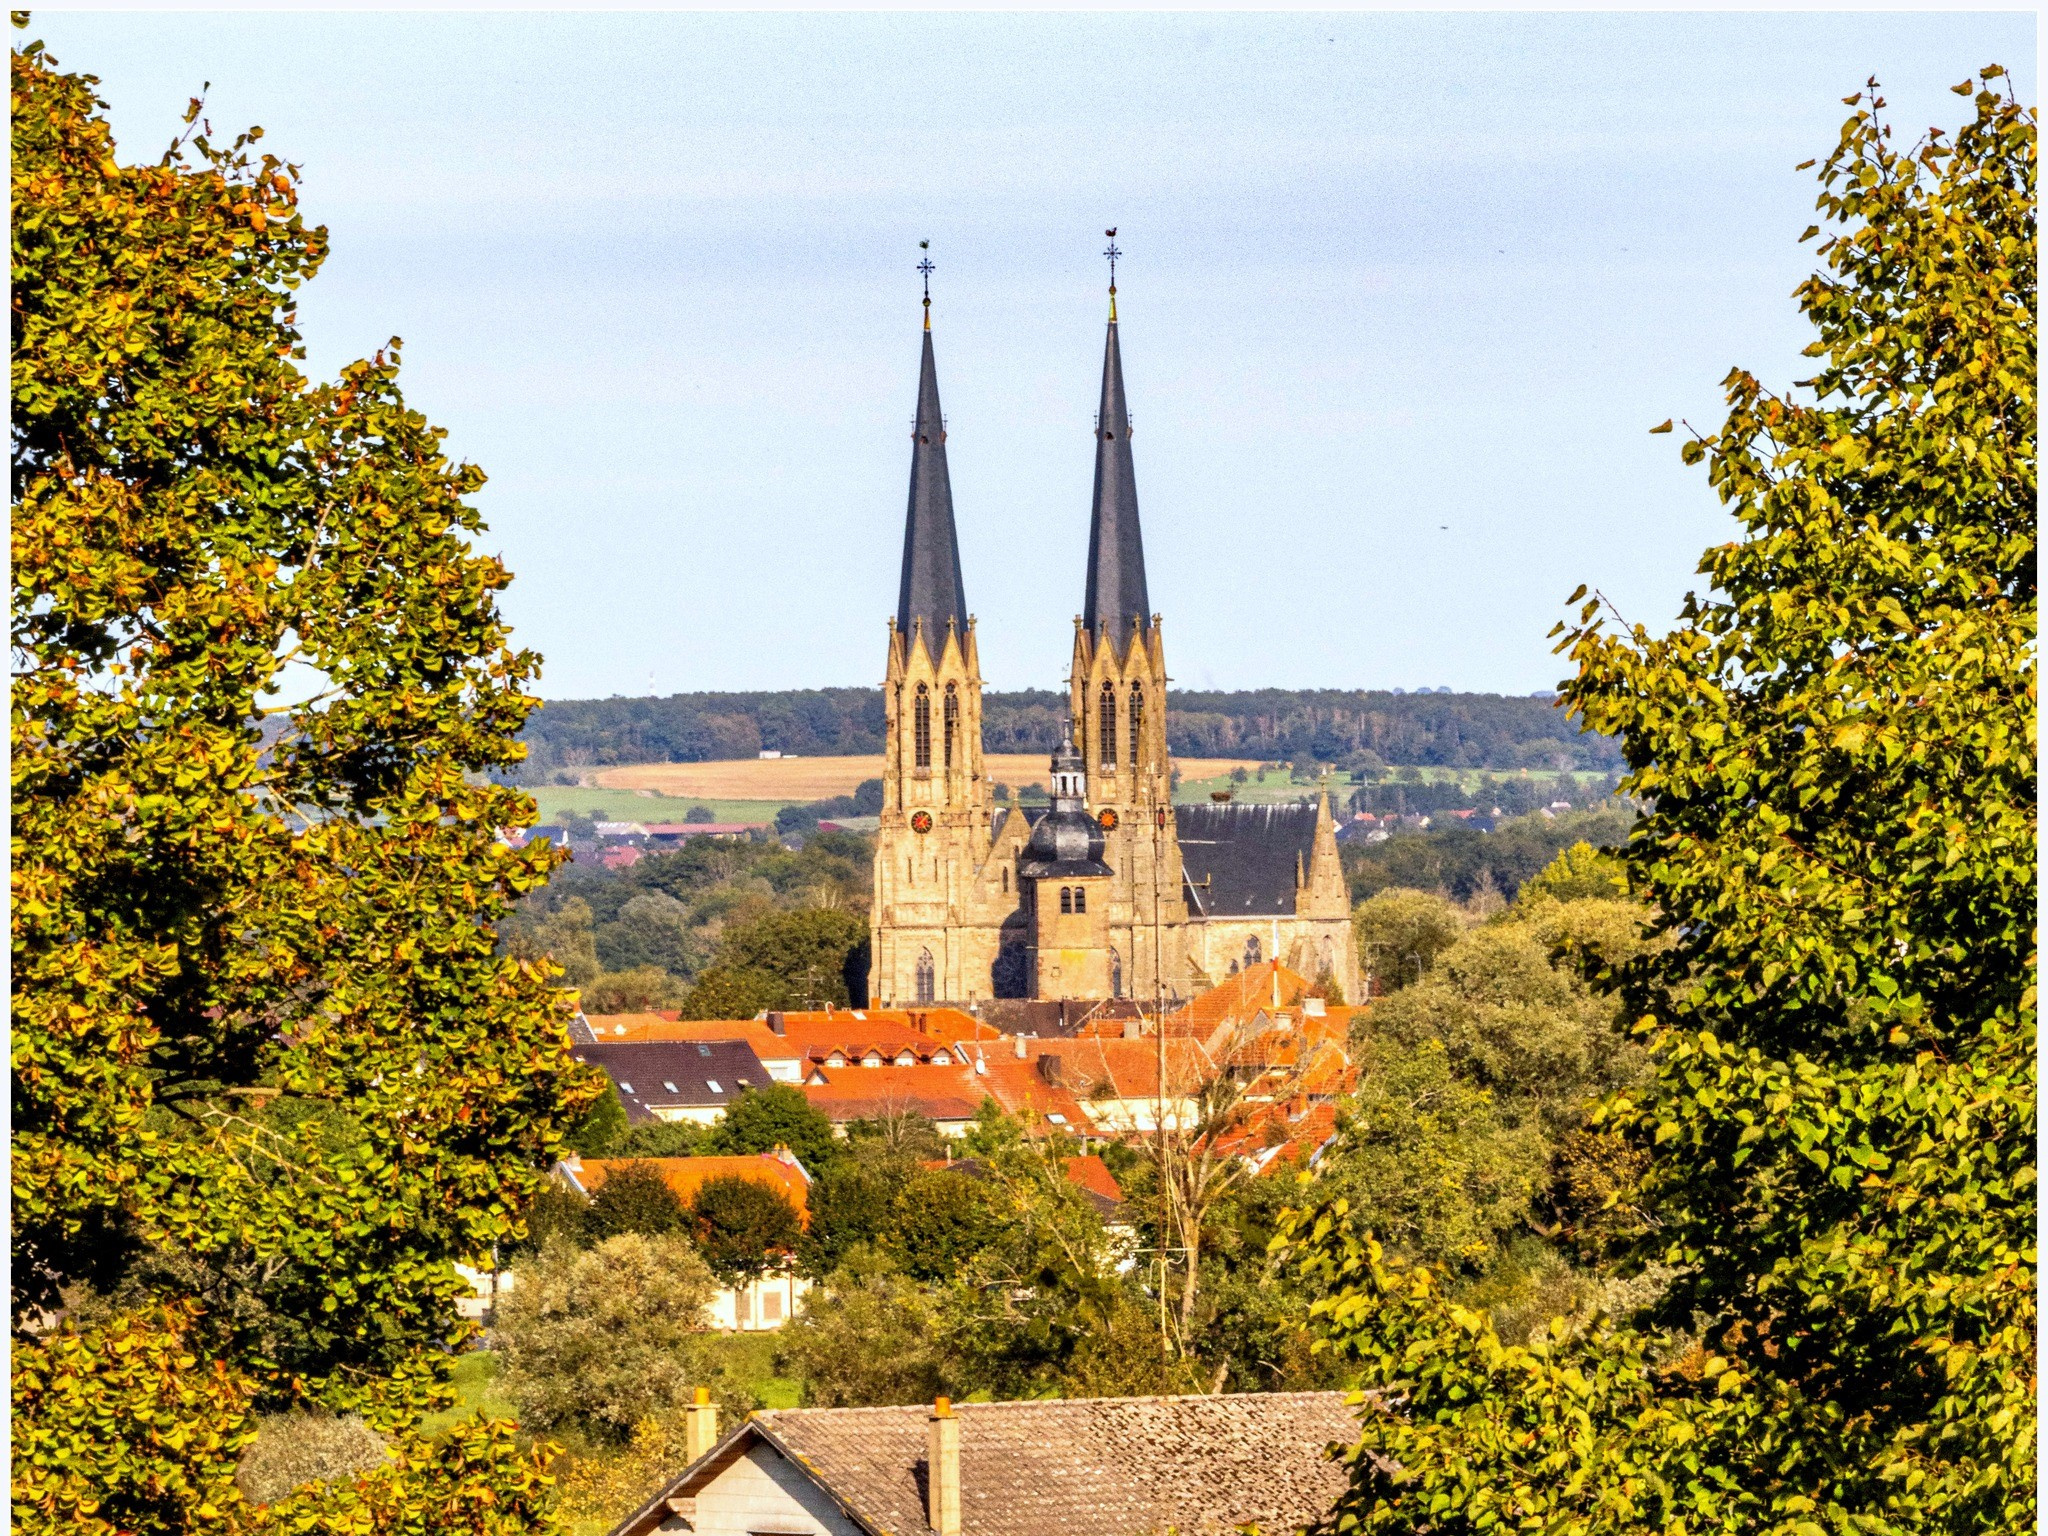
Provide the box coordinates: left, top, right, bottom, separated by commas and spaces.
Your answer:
10, 33, 590, 1534
584, 1162, 687, 1243
689, 1176, 803, 1285
1286, 72, 2036, 1534
495, 1234, 717, 1444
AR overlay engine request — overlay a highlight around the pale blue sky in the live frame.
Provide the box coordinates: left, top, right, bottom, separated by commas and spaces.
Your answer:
35, 12, 2034, 698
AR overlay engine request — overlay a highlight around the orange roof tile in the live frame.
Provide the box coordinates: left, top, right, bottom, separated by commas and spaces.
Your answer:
1064, 1154, 1125, 1206
566, 1151, 812, 1224
799, 1063, 987, 1123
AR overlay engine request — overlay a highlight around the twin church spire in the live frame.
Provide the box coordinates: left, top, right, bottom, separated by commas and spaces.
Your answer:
895, 252, 1151, 660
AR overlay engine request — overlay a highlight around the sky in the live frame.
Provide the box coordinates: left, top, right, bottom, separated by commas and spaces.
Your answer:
33, 11, 2036, 700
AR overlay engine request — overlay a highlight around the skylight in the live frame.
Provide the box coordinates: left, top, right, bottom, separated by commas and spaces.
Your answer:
707, 1080, 723, 1093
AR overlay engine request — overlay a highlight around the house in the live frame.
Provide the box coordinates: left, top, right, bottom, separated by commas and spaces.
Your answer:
606, 1392, 1364, 1536
573, 1010, 1005, 1084
553, 1151, 814, 1331
571, 1040, 776, 1124
642, 822, 771, 845
799, 1064, 988, 1138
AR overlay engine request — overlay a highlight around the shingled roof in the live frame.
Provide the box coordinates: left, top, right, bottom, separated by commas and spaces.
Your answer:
1175, 803, 1321, 917
613, 1391, 1364, 1536
569, 1040, 773, 1122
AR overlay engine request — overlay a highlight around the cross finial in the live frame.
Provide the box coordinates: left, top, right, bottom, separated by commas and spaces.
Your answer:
1103, 229, 1120, 320
918, 242, 934, 329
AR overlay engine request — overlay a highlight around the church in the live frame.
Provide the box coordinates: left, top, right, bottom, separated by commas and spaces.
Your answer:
867, 268, 1357, 1010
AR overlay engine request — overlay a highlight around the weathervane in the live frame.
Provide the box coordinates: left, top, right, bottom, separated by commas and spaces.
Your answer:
918, 240, 934, 328
1103, 228, 1120, 320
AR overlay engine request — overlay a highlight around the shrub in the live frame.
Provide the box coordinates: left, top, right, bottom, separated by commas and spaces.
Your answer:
496, 1233, 717, 1442
236, 1412, 392, 1505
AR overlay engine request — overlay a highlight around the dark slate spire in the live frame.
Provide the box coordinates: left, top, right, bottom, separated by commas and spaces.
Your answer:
896, 321, 968, 647
1082, 295, 1151, 651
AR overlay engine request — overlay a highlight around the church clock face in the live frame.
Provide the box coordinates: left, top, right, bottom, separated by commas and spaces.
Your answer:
910, 810, 934, 834
1097, 808, 1119, 831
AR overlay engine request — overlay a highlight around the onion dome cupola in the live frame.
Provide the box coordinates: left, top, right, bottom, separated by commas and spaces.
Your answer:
895, 295, 969, 654
1018, 725, 1113, 879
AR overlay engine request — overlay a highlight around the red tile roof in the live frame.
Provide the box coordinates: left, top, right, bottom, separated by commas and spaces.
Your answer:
562, 1150, 811, 1224
616, 1392, 1367, 1536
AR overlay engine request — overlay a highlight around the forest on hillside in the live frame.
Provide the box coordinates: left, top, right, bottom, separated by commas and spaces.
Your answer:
516, 687, 1622, 775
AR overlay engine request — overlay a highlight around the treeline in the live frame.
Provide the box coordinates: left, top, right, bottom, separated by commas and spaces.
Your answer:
518, 688, 1621, 774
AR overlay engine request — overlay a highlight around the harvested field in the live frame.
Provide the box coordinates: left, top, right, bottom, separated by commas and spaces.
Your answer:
590, 754, 1265, 800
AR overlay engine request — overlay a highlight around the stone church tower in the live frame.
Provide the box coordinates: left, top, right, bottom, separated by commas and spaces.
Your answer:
1068, 290, 1189, 1005
869, 301, 1009, 1006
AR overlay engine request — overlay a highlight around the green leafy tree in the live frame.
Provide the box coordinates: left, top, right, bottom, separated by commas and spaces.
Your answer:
10, 33, 585, 1535
713, 907, 870, 1008
676, 965, 788, 1021
883, 1169, 1005, 1283
580, 963, 686, 1014
1286, 73, 2036, 1534
1352, 888, 1466, 992
561, 1083, 629, 1156
497, 1233, 717, 1443
712, 1083, 838, 1171
803, 1155, 913, 1277
584, 1162, 688, 1242
612, 1120, 713, 1159
1518, 840, 1628, 903
690, 1175, 802, 1285
776, 1273, 948, 1407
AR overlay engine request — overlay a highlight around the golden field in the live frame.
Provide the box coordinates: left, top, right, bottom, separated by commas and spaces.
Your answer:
590, 754, 1265, 800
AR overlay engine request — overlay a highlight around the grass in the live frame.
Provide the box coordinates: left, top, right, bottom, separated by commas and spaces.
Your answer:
419, 1348, 516, 1438
523, 787, 794, 825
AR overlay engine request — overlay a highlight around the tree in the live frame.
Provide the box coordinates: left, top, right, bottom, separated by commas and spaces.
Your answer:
713, 907, 870, 1009
803, 1154, 914, 1277
690, 1176, 802, 1285
496, 1233, 717, 1443
684, 805, 716, 824
676, 965, 788, 1021
882, 1169, 1005, 1283
775, 1273, 948, 1407
10, 33, 582, 1534
1286, 72, 2035, 1535
584, 1161, 689, 1242
1352, 889, 1466, 992
580, 963, 686, 1014
712, 1083, 838, 1171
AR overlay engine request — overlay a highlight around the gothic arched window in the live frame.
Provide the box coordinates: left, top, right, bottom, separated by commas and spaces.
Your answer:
943, 683, 959, 772
1073, 886, 1087, 914
1244, 934, 1262, 966
913, 684, 932, 769
915, 948, 936, 1005
1099, 682, 1118, 769
1110, 947, 1123, 999
1060, 886, 1074, 915
1128, 683, 1144, 771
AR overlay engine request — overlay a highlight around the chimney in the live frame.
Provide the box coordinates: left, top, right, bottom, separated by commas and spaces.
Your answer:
1036, 1054, 1062, 1087
1121, 1018, 1141, 1040
1013, 1034, 1028, 1060
927, 1397, 961, 1536
766, 1011, 786, 1036
684, 1387, 719, 1463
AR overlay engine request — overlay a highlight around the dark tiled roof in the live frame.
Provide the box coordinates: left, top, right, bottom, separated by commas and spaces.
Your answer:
1175, 803, 1319, 917
1083, 317, 1151, 655
623, 1391, 1364, 1536
898, 325, 969, 650
569, 1040, 773, 1123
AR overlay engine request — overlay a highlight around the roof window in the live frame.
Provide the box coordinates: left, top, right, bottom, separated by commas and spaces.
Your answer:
707, 1080, 723, 1094
619, 1082, 634, 1094
697, 1044, 712, 1056
663, 1081, 679, 1093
